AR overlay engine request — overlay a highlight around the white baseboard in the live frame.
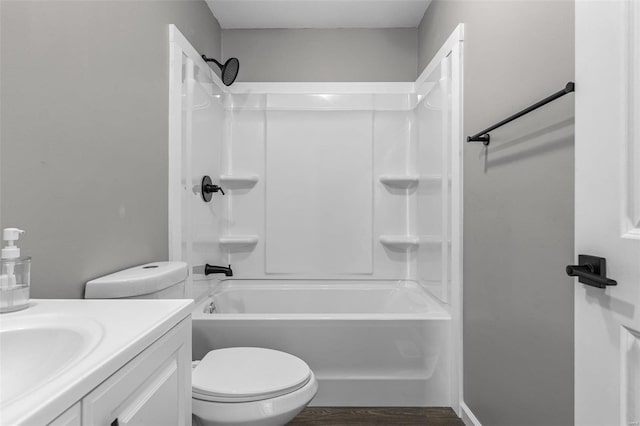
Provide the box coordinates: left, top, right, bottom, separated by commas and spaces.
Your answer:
460, 401, 482, 426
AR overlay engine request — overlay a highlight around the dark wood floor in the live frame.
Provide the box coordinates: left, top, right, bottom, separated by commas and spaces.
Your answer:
288, 407, 465, 425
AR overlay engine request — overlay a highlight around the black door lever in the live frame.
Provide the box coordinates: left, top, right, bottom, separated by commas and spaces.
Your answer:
566, 254, 617, 289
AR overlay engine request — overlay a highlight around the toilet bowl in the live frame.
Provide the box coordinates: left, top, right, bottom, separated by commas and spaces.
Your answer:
84, 262, 318, 426
191, 347, 318, 426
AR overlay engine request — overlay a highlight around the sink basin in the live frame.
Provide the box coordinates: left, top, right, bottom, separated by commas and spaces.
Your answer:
0, 315, 103, 405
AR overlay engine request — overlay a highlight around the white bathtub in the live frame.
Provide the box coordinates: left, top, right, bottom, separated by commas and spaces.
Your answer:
192, 280, 452, 406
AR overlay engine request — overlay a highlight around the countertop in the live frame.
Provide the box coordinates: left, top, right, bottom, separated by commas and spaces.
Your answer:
0, 299, 193, 425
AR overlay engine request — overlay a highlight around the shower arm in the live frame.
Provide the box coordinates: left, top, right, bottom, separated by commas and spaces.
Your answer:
201, 55, 223, 68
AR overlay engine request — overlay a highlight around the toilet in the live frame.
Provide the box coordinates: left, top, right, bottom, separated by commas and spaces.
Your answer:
85, 261, 318, 426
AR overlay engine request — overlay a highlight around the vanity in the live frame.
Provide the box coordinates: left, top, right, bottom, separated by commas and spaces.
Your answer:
0, 299, 193, 425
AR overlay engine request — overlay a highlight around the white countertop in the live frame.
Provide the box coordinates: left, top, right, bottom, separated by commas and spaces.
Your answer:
0, 299, 193, 425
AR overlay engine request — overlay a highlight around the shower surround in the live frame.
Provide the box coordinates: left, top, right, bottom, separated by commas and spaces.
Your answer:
168, 25, 464, 409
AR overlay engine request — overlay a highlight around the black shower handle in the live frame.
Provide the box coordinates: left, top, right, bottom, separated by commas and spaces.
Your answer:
206, 184, 224, 195
201, 175, 224, 202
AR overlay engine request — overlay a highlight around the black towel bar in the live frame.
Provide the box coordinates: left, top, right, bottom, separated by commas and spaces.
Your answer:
467, 81, 575, 146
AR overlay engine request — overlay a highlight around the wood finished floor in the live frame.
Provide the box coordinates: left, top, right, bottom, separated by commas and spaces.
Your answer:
288, 407, 465, 426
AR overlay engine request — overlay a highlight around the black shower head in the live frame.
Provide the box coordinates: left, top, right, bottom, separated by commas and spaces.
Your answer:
202, 55, 240, 86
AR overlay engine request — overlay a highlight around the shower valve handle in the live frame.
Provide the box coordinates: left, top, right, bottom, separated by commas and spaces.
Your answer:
201, 175, 224, 202
206, 184, 224, 195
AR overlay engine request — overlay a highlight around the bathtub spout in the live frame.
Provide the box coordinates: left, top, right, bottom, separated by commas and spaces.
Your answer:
204, 264, 233, 277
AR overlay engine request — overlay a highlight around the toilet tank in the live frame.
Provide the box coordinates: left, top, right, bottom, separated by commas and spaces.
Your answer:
84, 261, 188, 299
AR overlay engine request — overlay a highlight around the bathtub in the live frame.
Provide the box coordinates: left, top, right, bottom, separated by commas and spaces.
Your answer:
192, 279, 451, 406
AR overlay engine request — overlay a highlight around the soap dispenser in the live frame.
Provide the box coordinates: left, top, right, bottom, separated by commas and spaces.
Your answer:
0, 228, 30, 313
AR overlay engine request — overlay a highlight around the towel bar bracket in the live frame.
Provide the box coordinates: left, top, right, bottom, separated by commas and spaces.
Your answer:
468, 134, 490, 145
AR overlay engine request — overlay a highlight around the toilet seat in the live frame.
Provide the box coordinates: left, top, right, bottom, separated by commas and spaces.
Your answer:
192, 371, 318, 426
192, 347, 312, 403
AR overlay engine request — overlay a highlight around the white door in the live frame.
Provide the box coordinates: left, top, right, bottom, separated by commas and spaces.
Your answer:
575, 1, 640, 425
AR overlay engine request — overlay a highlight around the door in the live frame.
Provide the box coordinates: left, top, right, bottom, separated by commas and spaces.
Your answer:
575, 1, 640, 425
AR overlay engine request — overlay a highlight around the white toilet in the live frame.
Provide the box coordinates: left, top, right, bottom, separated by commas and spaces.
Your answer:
85, 261, 318, 426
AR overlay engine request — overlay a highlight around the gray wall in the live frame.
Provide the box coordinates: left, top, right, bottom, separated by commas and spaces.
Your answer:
419, 2, 574, 425
222, 28, 417, 81
0, 0, 222, 298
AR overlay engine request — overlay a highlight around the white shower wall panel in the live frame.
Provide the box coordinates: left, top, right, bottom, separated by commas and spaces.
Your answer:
190, 80, 225, 271
168, 38, 228, 298
373, 111, 416, 278
265, 111, 374, 274
225, 100, 420, 279
225, 109, 265, 273
416, 61, 452, 303
416, 100, 443, 236
374, 112, 415, 173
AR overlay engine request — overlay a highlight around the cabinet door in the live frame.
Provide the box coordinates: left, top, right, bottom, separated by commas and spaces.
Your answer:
48, 403, 81, 426
111, 353, 180, 426
83, 318, 192, 426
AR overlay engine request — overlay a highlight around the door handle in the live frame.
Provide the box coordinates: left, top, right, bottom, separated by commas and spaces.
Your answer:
566, 254, 617, 289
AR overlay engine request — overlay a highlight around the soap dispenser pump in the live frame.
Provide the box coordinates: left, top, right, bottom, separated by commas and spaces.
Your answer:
2, 228, 24, 259
1, 228, 31, 313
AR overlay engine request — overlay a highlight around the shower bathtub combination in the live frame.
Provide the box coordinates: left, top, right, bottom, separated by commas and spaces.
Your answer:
169, 24, 464, 410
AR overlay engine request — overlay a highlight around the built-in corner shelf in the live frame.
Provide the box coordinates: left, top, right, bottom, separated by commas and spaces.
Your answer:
219, 174, 259, 187
379, 235, 420, 250
219, 235, 259, 249
379, 175, 419, 189
380, 234, 449, 250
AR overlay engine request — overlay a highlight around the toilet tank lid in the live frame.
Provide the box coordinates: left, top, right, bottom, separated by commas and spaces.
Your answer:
84, 261, 188, 299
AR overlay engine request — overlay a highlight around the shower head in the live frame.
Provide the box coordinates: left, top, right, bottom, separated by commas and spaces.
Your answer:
202, 55, 240, 86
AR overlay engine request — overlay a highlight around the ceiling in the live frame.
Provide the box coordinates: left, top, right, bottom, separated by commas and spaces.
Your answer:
206, 0, 432, 29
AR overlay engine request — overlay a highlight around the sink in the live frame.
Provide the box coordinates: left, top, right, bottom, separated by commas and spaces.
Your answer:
0, 315, 103, 405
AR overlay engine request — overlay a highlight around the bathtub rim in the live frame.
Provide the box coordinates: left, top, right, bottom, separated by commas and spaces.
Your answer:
192, 278, 451, 321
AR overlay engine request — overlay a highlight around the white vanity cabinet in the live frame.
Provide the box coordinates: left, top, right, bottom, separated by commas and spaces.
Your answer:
48, 317, 192, 426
